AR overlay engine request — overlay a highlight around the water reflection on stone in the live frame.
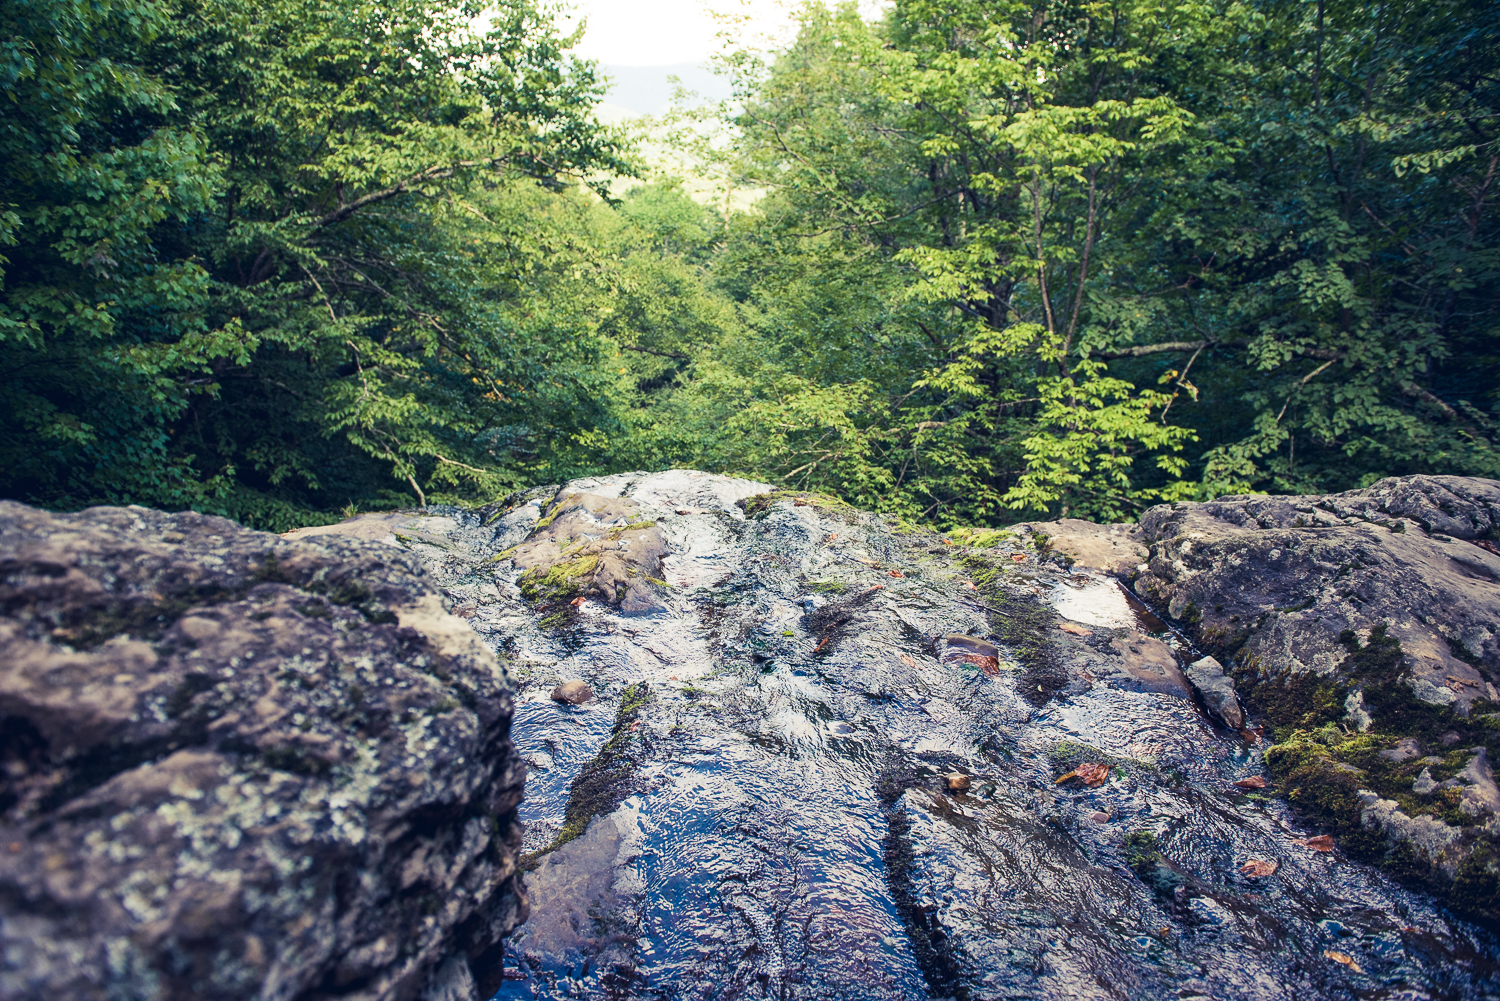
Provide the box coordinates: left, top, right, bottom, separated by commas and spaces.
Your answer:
405, 472, 1498, 1001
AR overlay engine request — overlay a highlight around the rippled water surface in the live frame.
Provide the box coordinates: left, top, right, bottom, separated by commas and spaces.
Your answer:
409, 472, 1499, 1000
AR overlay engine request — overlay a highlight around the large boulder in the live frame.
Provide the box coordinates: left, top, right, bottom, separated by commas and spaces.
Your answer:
0, 502, 526, 1001
1124, 475, 1500, 919
1134, 474, 1500, 710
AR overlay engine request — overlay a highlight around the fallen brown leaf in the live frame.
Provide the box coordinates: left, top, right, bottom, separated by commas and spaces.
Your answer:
1058, 622, 1091, 635
1053, 770, 1078, 785
1076, 762, 1110, 787
1295, 834, 1335, 852
958, 652, 1000, 676
813, 635, 831, 655
888, 569, 904, 578
1324, 950, 1362, 973
793, 498, 809, 506
1239, 858, 1278, 878
965, 581, 978, 591
569, 596, 587, 607
825, 533, 838, 542
900, 653, 917, 668
1010, 553, 1028, 562
1233, 776, 1268, 790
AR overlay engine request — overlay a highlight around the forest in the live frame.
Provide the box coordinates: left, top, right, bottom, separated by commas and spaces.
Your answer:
3, 0, 1496, 530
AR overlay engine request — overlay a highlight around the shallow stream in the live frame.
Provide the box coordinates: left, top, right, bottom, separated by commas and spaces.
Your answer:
403, 471, 1498, 1001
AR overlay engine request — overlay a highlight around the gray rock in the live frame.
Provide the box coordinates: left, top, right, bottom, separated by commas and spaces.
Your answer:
1414, 767, 1439, 795
1345, 689, 1373, 731
1184, 655, 1245, 728
1381, 737, 1422, 762
143, 469, 1495, 999
1457, 749, 1500, 820
0, 502, 525, 1001
1009, 518, 1148, 575
1357, 791, 1465, 873
1134, 475, 1500, 713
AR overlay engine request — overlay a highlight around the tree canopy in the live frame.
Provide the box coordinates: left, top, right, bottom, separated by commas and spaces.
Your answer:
3, 0, 1496, 529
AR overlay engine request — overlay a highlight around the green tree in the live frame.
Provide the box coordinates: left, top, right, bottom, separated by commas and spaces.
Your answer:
2, 0, 637, 527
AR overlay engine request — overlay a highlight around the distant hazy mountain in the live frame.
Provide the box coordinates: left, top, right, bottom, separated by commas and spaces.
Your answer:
597, 62, 735, 116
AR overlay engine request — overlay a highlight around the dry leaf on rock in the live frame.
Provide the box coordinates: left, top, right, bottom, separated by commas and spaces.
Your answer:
1010, 553, 1028, 562
888, 569, 904, 578
1295, 835, 1335, 851
1239, 859, 1278, 878
569, 596, 587, 607
956, 652, 1000, 676
1324, 950, 1362, 973
1058, 622, 1091, 635
1233, 776, 1268, 790
1076, 762, 1110, 786
900, 653, 916, 668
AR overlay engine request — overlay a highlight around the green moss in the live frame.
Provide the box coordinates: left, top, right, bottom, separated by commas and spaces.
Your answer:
1122, 830, 1160, 879
1256, 625, 1500, 928
958, 552, 1059, 702
1048, 740, 1153, 778
520, 682, 651, 870
487, 545, 520, 564
531, 495, 573, 532
805, 579, 847, 595
946, 526, 1014, 549
737, 489, 853, 519
518, 554, 599, 601
1246, 670, 1348, 742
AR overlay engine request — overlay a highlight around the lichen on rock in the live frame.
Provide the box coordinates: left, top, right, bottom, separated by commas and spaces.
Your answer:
0, 501, 527, 1001
1117, 475, 1500, 926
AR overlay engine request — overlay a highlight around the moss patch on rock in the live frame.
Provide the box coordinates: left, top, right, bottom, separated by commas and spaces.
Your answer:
1254, 625, 1500, 927
957, 551, 1061, 705
520, 682, 652, 870
736, 489, 854, 520
518, 554, 600, 602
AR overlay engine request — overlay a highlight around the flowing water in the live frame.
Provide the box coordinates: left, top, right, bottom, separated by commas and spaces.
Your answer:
403, 471, 1498, 1001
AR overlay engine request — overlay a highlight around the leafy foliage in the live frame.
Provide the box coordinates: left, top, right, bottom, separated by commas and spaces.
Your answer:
3, 0, 1497, 530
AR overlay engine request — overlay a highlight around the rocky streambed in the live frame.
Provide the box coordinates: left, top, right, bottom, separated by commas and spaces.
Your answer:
297, 471, 1500, 1000
4, 472, 1498, 1000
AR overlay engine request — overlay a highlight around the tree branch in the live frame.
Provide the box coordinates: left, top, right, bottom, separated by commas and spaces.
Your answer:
310, 156, 510, 230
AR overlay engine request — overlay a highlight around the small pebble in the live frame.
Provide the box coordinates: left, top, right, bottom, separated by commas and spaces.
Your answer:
550, 680, 594, 705
947, 773, 971, 792
1090, 811, 1110, 823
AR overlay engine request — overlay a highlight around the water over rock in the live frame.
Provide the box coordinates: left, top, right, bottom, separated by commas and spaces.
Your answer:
0, 502, 526, 1000
309, 470, 1498, 999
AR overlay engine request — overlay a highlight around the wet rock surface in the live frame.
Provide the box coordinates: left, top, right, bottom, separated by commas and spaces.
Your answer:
318, 471, 1498, 1000
0, 502, 525, 1000
1124, 476, 1500, 924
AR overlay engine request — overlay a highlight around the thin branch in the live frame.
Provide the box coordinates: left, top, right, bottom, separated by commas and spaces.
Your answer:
310, 156, 510, 230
